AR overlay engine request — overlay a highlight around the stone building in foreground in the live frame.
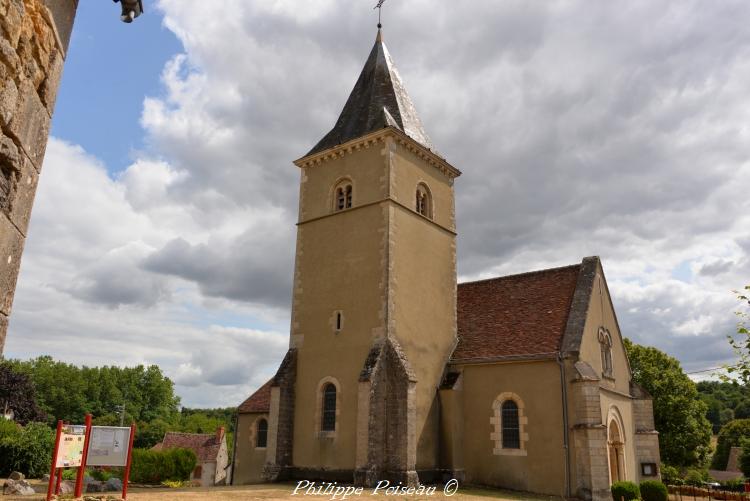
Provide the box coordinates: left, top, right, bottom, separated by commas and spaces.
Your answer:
233, 28, 660, 500
1, 0, 78, 354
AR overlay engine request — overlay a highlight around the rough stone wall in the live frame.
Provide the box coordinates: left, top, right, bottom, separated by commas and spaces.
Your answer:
0, 0, 77, 354
263, 348, 296, 481
632, 394, 655, 432
632, 395, 661, 481
354, 337, 418, 487
570, 379, 612, 501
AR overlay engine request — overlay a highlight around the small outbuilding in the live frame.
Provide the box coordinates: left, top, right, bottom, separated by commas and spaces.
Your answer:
152, 427, 229, 486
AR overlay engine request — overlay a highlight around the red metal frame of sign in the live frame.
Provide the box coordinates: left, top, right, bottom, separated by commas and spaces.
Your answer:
122, 423, 137, 499
74, 414, 93, 497
46, 420, 63, 501
46, 416, 136, 500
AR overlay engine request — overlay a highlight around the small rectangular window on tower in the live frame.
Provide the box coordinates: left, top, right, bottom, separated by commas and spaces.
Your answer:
336, 312, 342, 331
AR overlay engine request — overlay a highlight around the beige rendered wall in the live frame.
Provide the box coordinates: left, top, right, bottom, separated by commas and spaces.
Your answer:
290, 144, 389, 470
198, 461, 216, 487
577, 263, 631, 395
288, 133, 458, 474
234, 412, 269, 484
457, 361, 568, 496
388, 139, 457, 469
575, 262, 642, 485
0, 0, 78, 354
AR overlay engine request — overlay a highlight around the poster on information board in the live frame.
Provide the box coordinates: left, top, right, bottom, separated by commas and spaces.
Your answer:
55, 425, 86, 468
86, 426, 131, 467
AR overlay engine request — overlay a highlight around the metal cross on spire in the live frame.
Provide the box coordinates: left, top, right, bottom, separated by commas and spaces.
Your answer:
374, 0, 387, 28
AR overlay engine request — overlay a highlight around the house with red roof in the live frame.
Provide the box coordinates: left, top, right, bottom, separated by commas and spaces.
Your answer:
232, 27, 660, 501
152, 427, 229, 487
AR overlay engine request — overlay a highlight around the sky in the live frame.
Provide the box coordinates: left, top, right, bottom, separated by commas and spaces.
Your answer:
5, 0, 750, 407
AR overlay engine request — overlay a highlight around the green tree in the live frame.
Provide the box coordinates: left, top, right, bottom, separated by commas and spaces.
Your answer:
135, 418, 170, 449
740, 437, 750, 478
5, 357, 180, 426
712, 419, 750, 469
624, 339, 712, 466
725, 286, 750, 384
0, 362, 45, 424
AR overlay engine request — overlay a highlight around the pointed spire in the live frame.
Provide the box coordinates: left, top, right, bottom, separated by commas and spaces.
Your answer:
305, 29, 434, 157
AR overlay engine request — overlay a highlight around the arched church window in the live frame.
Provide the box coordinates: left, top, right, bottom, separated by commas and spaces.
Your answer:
491, 392, 527, 455
501, 400, 520, 449
334, 180, 353, 211
415, 183, 432, 219
598, 327, 613, 377
256, 418, 268, 448
321, 383, 337, 432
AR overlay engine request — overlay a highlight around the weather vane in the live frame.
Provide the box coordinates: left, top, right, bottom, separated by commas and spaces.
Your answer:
374, 0, 386, 28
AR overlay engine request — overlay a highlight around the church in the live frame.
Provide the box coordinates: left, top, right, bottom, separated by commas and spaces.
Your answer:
232, 28, 660, 501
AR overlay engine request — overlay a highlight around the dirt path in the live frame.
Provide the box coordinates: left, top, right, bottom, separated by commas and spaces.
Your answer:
6, 483, 556, 501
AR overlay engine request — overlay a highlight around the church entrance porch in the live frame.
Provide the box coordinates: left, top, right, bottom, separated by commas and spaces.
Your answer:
608, 419, 625, 484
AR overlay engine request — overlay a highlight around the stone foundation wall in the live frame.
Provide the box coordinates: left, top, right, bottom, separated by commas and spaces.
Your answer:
0, 0, 78, 354
570, 379, 612, 501
263, 348, 297, 481
355, 337, 418, 487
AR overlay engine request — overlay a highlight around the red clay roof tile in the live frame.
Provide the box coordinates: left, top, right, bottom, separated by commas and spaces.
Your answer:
238, 379, 272, 414
157, 431, 223, 462
452, 264, 581, 363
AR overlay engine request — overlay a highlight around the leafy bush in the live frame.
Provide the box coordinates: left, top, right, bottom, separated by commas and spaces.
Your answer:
719, 478, 746, 492
660, 464, 681, 485
90, 468, 119, 481
0, 417, 21, 439
0, 422, 55, 478
611, 481, 640, 501
640, 480, 668, 501
130, 448, 196, 484
684, 468, 708, 486
712, 419, 750, 469
161, 479, 185, 488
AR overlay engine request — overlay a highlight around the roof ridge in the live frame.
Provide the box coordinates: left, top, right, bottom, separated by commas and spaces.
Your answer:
165, 431, 212, 437
459, 263, 582, 286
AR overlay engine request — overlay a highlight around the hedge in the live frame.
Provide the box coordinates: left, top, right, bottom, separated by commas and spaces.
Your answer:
612, 481, 640, 501
130, 448, 197, 484
640, 480, 668, 501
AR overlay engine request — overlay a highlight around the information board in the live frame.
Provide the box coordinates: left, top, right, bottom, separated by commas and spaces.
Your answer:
55, 425, 86, 468
86, 426, 131, 467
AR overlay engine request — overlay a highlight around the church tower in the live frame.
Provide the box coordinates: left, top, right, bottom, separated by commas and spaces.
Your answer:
264, 28, 460, 485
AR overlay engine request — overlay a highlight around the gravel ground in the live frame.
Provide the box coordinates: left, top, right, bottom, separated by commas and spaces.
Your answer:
4, 482, 557, 501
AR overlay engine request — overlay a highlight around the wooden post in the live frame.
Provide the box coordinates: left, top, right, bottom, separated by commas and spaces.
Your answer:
74, 414, 92, 497
121, 422, 137, 500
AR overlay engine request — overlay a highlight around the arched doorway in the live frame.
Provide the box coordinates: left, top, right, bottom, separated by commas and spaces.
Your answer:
608, 418, 625, 483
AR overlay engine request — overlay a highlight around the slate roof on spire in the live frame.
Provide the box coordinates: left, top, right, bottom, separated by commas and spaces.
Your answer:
305, 29, 434, 157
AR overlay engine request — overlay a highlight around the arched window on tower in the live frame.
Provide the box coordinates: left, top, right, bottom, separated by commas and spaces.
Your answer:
321, 383, 337, 432
415, 183, 432, 219
598, 327, 614, 377
255, 418, 268, 448
334, 180, 353, 211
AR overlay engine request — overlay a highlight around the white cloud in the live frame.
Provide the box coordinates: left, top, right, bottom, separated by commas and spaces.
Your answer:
7, 1, 750, 406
